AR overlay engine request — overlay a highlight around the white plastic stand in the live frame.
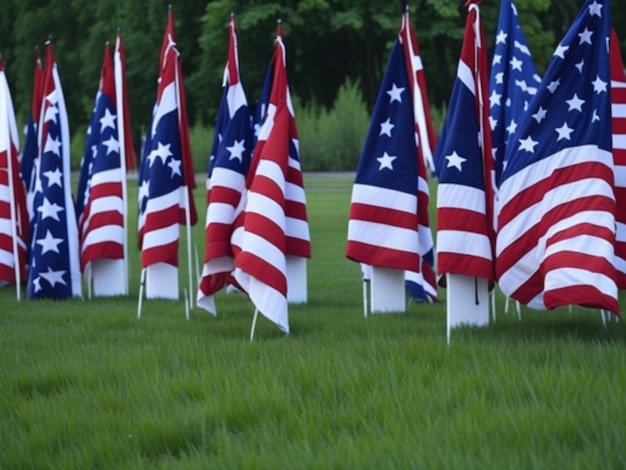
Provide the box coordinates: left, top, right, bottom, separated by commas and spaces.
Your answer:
446, 273, 489, 342
145, 262, 179, 300
370, 266, 405, 313
286, 255, 307, 304
92, 259, 127, 296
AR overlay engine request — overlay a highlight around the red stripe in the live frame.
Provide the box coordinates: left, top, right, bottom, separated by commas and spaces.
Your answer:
236, 251, 287, 295
286, 236, 311, 258
545, 285, 619, 313
244, 212, 285, 251
349, 203, 417, 230
346, 240, 420, 271
285, 200, 308, 221
141, 240, 178, 268
208, 186, 242, 206
82, 242, 124, 269
437, 252, 494, 282
88, 182, 123, 199
437, 207, 489, 234
198, 272, 227, 297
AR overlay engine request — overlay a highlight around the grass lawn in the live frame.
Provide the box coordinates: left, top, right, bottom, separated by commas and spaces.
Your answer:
1, 174, 626, 468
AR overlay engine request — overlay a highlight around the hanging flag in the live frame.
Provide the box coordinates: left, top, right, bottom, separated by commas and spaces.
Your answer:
234, 24, 311, 333
610, 27, 626, 289
197, 14, 253, 313
20, 48, 43, 213
0, 57, 29, 290
27, 41, 81, 299
114, 30, 137, 173
346, 9, 437, 302
138, 8, 197, 269
489, 0, 541, 187
497, 0, 618, 313
76, 43, 125, 273
434, 0, 495, 285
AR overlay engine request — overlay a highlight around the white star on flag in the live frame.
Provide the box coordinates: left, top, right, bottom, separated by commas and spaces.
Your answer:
386, 83, 404, 103
37, 197, 64, 221
227, 139, 246, 162
379, 118, 394, 137
36, 230, 64, 254
43, 168, 63, 187
147, 141, 173, 166
376, 152, 396, 170
445, 150, 466, 171
39, 267, 67, 287
99, 107, 116, 131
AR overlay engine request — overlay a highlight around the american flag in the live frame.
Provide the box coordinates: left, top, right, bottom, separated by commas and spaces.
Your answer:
496, 0, 618, 313
0, 58, 28, 288
234, 26, 310, 333
138, 9, 197, 269
114, 30, 137, 173
76, 43, 125, 272
610, 27, 626, 288
197, 14, 253, 313
27, 42, 81, 299
434, 1, 495, 285
489, 0, 541, 187
346, 9, 437, 302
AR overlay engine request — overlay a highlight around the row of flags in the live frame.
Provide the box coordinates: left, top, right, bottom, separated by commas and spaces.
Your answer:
347, 0, 625, 321
0, 0, 624, 333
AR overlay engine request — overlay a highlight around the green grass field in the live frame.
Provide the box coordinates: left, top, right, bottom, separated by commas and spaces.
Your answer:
1, 175, 626, 469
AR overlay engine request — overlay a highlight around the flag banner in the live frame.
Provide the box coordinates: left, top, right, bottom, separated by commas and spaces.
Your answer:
114, 30, 137, 173
138, 9, 197, 273
610, 27, 626, 289
489, 0, 541, 188
27, 42, 81, 299
234, 26, 309, 333
346, 10, 438, 305
197, 14, 253, 313
434, 1, 495, 286
76, 43, 126, 295
0, 58, 28, 287
497, 0, 618, 313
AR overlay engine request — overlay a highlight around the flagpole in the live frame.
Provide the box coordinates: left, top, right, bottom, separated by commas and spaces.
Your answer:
137, 267, 146, 319
114, 29, 130, 296
250, 308, 259, 341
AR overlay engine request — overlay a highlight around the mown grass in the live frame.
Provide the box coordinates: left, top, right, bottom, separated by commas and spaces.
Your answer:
1, 175, 626, 469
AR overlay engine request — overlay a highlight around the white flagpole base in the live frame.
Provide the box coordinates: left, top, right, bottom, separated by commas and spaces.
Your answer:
92, 259, 127, 297
370, 266, 405, 313
286, 256, 307, 304
446, 274, 489, 330
145, 263, 179, 300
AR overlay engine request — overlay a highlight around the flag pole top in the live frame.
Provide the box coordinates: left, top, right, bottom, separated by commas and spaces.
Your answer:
45, 35, 52, 45
405, 3, 409, 13
117, 26, 121, 33
168, 4, 172, 11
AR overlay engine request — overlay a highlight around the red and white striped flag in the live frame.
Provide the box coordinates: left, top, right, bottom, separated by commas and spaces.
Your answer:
610, 27, 626, 288
0, 58, 28, 290
234, 25, 310, 333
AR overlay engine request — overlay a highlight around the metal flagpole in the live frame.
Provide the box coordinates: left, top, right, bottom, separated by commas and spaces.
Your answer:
250, 308, 259, 341
137, 267, 146, 319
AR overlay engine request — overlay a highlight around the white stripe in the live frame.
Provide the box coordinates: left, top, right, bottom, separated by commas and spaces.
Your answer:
247, 192, 285, 231
351, 184, 416, 213
209, 167, 245, 191
90, 168, 123, 186
144, 189, 181, 214
612, 104, 626, 118
612, 80, 626, 88
616, 221, 626, 242
0, 215, 11, 236
614, 253, 626, 275
88, 195, 124, 216
248, 274, 289, 333
437, 183, 486, 214
143, 223, 179, 250
285, 181, 306, 205
241, 231, 286, 275
151, 82, 177, 137
0, 247, 13, 267
437, 230, 492, 260
499, 145, 613, 207
545, 267, 617, 298
614, 165, 626, 187
545, 234, 614, 264
82, 225, 125, 249
285, 217, 310, 241
348, 220, 419, 253
457, 61, 475, 96
613, 134, 626, 150
206, 202, 237, 225
257, 159, 285, 188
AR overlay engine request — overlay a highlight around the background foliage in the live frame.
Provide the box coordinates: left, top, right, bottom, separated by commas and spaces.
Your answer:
1, 0, 625, 171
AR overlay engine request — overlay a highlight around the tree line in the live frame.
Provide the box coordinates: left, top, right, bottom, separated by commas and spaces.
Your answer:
1, 0, 625, 144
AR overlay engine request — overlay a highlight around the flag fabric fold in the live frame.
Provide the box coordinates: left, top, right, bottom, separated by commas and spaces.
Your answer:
496, 0, 618, 313
197, 15, 253, 313
0, 58, 29, 288
434, 1, 495, 285
489, 0, 541, 188
346, 9, 437, 302
76, 43, 125, 272
27, 42, 81, 299
610, 27, 626, 289
234, 25, 310, 333
138, 9, 197, 270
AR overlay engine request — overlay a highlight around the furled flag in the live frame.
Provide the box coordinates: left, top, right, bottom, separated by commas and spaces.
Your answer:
0, 57, 29, 290
197, 14, 253, 313
27, 41, 81, 299
434, 0, 495, 285
76, 43, 125, 273
496, 0, 618, 313
21, 47, 43, 219
345, 8, 437, 302
234, 24, 311, 333
114, 30, 137, 173
489, 0, 541, 187
138, 8, 197, 269
610, 27, 626, 289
